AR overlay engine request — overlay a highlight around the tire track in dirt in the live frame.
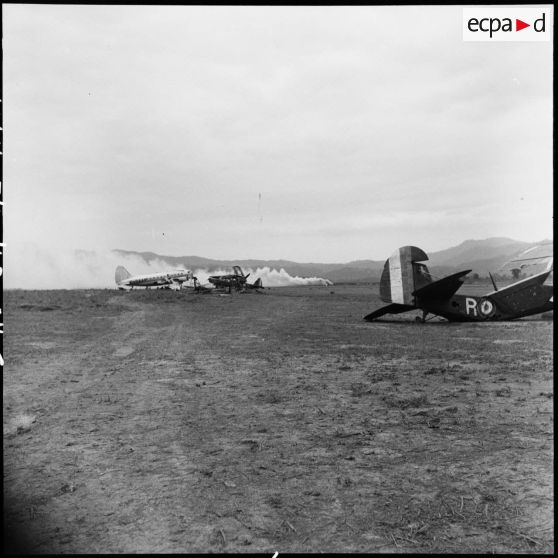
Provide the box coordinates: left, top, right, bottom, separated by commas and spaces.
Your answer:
3, 294, 199, 552
60, 299, 220, 552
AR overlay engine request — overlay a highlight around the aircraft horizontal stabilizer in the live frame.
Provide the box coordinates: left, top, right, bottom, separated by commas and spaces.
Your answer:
364, 303, 415, 321
412, 270, 471, 301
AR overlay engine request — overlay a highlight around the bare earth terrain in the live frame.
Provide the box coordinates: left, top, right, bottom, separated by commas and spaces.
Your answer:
3, 285, 553, 554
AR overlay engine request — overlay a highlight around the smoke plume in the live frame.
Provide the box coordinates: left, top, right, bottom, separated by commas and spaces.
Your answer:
240, 266, 333, 287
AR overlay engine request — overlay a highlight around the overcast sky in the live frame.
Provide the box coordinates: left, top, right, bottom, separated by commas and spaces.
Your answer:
3, 4, 554, 265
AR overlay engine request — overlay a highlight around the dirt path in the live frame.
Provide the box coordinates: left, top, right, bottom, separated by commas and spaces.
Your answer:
3, 287, 553, 553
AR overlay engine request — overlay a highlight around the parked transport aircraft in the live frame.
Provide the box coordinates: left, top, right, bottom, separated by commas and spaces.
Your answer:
115, 266, 192, 290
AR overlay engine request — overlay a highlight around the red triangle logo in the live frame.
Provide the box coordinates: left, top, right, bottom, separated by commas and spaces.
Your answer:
516, 19, 530, 31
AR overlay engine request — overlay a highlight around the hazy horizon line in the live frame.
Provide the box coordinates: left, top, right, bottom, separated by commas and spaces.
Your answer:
110, 236, 553, 265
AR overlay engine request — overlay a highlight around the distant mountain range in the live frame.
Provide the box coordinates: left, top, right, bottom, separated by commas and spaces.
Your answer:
113, 237, 552, 283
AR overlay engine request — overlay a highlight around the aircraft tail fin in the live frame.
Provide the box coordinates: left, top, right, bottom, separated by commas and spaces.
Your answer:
115, 266, 132, 285
252, 278, 263, 289
379, 246, 432, 305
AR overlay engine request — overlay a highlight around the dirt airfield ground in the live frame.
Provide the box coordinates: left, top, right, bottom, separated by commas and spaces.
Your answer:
3, 284, 554, 554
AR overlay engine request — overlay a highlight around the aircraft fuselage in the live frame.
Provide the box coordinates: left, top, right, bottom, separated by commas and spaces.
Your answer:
419, 286, 553, 322
119, 270, 191, 289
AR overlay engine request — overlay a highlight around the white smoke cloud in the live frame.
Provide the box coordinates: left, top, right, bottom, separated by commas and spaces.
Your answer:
4, 244, 188, 289
243, 266, 333, 287
4, 245, 333, 289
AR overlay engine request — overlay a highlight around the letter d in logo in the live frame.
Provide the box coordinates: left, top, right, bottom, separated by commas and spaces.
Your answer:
534, 13, 546, 32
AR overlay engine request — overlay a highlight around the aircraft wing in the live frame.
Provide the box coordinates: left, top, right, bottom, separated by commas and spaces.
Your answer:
484, 270, 552, 298
483, 270, 552, 314
364, 303, 415, 321
412, 270, 471, 301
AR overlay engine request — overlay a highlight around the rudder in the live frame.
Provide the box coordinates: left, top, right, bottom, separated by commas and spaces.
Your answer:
379, 246, 431, 305
115, 266, 132, 285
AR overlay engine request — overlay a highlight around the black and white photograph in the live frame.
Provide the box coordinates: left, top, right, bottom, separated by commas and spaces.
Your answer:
2, 3, 553, 554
